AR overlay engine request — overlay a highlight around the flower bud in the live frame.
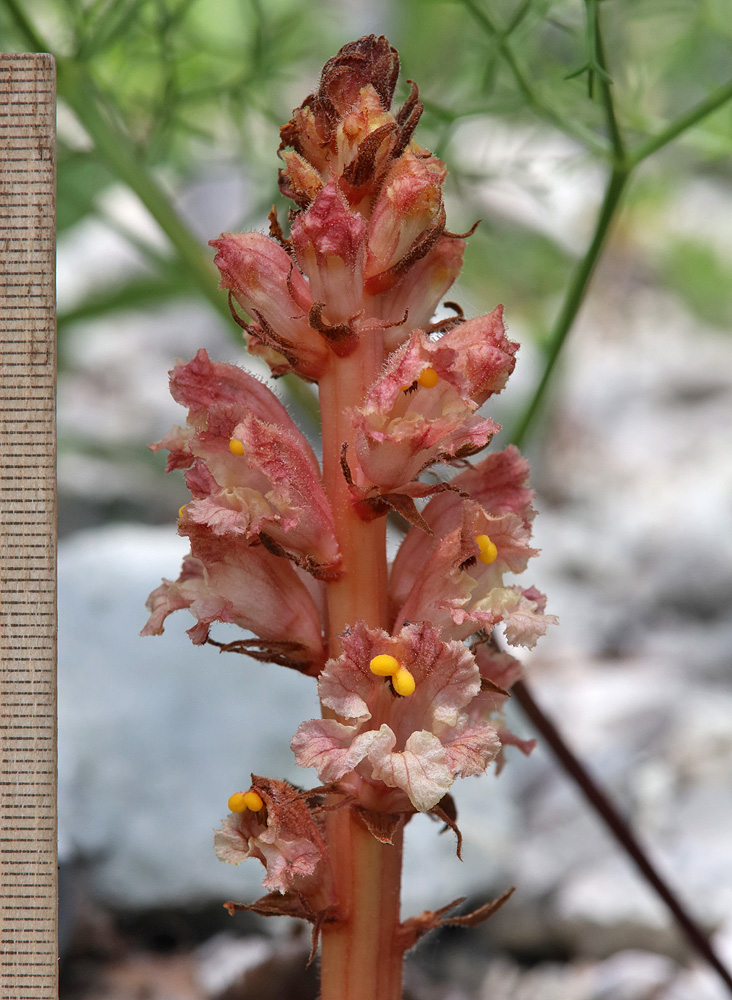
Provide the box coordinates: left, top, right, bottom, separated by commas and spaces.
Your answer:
292, 183, 367, 324
210, 232, 328, 377
365, 150, 447, 292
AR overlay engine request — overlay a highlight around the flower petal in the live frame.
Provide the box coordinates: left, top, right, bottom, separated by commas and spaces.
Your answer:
441, 722, 501, 778
142, 532, 325, 665
168, 348, 314, 454
368, 729, 453, 812
472, 587, 557, 649
291, 719, 384, 781
292, 182, 368, 324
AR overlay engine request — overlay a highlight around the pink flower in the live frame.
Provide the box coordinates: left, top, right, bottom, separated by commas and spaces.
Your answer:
390, 492, 554, 648
141, 527, 325, 669
390, 446, 536, 604
210, 232, 327, 379
349, 308, 516, 492
291, 622, 500, 812
366, 235, 465, 350
214, 776, 331, 898
151, 350, 340, 577
291, 182, 367, 326
364, 149, 447, 295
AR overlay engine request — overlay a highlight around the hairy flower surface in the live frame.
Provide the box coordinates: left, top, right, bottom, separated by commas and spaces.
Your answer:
350, 307, 516, 491
292, 622, 501, 812
390, 448, 556, 646
471, 643, 537, 772
141, 529, 325, 666
214, 776, 330, 897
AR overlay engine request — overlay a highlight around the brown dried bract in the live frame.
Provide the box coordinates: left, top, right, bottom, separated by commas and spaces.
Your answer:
397, 886, 516, 951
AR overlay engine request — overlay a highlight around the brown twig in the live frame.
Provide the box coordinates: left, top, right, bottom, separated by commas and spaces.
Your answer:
513, 678, 732, 995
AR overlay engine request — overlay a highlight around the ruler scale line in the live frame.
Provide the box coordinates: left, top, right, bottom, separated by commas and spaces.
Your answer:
0, 52, 58, 1000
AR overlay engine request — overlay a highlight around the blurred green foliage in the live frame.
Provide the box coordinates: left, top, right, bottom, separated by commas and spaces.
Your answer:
2, 0, 732, 419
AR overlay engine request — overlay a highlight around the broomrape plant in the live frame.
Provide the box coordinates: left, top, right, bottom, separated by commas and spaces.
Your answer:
143, 35, 556, 1000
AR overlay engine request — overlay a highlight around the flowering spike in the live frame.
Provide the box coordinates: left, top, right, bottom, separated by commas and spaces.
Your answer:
475, 533, 498, 564
228, 792, 248, 813
147, 35, 556, 1000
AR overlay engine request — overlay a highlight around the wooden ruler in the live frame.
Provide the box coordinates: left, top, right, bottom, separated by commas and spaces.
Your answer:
0, 54, 57, 999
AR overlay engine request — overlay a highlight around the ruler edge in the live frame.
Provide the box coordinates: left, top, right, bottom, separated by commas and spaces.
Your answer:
0, 50, 59, 1000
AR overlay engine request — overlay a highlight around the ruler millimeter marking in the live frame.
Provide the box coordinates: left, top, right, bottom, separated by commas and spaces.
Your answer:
0, 54, 58, 1000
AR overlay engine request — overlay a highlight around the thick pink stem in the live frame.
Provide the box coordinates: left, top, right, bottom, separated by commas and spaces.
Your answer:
318, 346, 405, 1000
319, 347, 388, 638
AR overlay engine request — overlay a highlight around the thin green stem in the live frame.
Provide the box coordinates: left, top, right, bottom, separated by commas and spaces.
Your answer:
509, 166, 628, 449
593, 0, 626, 167
630, 76, 732, 167
509, 67, 732, 451
5, 0, 319, 426
458, 0, 606, 155
59, 62, 227, 316
6, 0, 225, 316
3, 0, 46, 49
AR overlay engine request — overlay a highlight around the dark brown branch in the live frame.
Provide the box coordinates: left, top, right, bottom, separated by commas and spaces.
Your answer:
513, 678, 732, 996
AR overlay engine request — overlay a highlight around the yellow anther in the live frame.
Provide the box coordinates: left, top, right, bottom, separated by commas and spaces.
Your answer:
178, 504, 187, 519
228, 792, 249, 813
370, 654, 400, 677
418, 367, 439, 388
229, 438, 245, 456
475, 534, 498, 565
392, 666, 416, 697
243, 790, 264, 812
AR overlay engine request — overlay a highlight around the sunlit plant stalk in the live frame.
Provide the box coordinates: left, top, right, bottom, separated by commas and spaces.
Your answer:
143, 36, 556, 999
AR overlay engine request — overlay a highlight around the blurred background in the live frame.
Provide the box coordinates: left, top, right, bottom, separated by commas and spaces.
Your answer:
3, 0, 732, 996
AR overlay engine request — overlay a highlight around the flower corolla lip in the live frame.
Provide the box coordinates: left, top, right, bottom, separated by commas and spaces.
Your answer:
350, 309, 516, 491
214, 776, 329, 896
390, 498, 554, 647
469, 644, 536, 772
151, 350, 340, 576
141, 530, 325, 666
438, 306, 518, 405
291, 621, 500, 812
